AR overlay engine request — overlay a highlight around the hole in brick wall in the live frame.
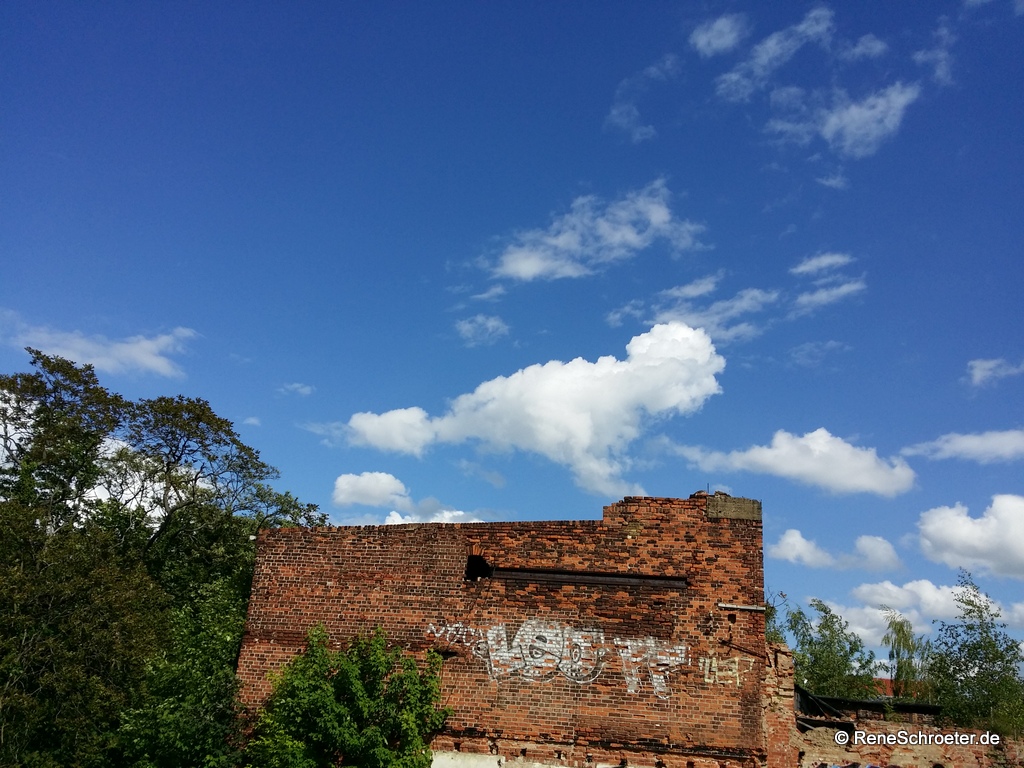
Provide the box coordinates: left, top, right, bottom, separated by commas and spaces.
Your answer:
655, 761, 665, 768
728, 612, 736, 624
520, 748, 528, 758
686, 762, 695, 768
555, 751, 563, 761
618, 759, 627, 768
439, 650, 458, 659
454, 742, 462, 752
465, 554, 494, 581
585, 755, 593, 764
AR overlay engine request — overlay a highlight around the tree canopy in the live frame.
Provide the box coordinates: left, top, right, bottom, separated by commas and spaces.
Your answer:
0, 351, 323, 766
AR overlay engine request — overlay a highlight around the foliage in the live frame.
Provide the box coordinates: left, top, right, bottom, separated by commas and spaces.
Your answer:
246, 626, 451, 768
786, 598, 881, 699
0, 503, 167, 767
764, 589, 788, 646
928, 572, 1024, 736
880, 607, 933, 702
0, 351, 322, 766
117, 579, 248, 768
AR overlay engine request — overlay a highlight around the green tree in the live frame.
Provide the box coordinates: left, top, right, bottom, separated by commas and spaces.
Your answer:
1, 351, 323, 766
0, 503, 167, 767
246, 627, 451, 768
117, 580, 248, 768
787, 599, 880, 699
928, 572, 1024, 736
880, 607, 932, 701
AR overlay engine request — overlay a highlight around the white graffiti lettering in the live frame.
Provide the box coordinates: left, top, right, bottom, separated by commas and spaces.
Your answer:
428, 618, 698, 696
698, 654, 755, 686
613, 638, 690, 698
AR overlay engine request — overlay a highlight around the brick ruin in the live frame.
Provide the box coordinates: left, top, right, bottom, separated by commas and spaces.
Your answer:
237, 492, 1024, 768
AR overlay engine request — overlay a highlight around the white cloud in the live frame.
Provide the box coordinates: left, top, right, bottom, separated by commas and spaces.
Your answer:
789, 340, 850, 368
967, 358, 1024, 387
675, 427, 915, 496
332, 471, 414, 512
715, 8, 834, 101
348, 407, 436, 457
654, 286, 780, 343
472, 285, 507, 302
279, 382, 315, 396
689, 14, 750, 57
850, 535, 903, 571
840, 34, 888, 61
790, 252, 853, 275
794, 278, 867, 312
490, 180, 704, 281
242, 416, 261, 427
455, 314, 510, 347
913, 22, 955, 86
903, 429, 1024, 463
1, 311, 196, 377
768, 529, 835, 567
347, 322, 725, 496
385, 508, 483, 525
766, 82, 920, 159
820, 82, 921, 158
605, 55, 680, 143
767, 529, 900, 571
918, 495, 1024, 578
815, 173, 849, 190
851, 579, 961, 621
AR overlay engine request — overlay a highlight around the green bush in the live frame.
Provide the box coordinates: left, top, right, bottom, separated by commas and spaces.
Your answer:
246, 626, 451, 768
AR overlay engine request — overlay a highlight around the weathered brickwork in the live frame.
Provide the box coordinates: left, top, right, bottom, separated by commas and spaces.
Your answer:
238, 491, 1024, 767
238, 492, 768, 766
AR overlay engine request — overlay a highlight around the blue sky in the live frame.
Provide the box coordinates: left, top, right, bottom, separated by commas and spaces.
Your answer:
3, 1, 1023, 652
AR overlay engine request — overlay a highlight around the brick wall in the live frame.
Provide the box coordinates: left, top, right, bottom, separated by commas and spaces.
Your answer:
238, 492, 768, 767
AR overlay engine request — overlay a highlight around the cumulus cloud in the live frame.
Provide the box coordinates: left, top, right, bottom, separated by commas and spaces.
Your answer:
903, 429, 1024, 463
820, 82, 921, 158
332, 471, 414, 512
279, 382, 315, 396
851, 578, 962, 621
840, 34, 888, 61
967, 358, 1024, 387
490, 180, 704, 281
455, 314, 510, 347
768, 529, 835, 567
715, 7, 834, 101
690, 14, 750, 57
0, 311, 196, 377
605, 55, 680, 143
385, 508, 483, 524
675, 427, 915, 496
918, 495, 1024, 578
768, 529, 901, 570
347, 322, 725, 496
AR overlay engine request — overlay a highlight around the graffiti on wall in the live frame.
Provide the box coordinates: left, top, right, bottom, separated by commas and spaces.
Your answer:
698, 654, 756, 687
428, 618, 749, 698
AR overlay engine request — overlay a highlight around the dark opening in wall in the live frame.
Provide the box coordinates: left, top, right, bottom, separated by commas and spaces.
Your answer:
465, 554, 494, 581
463, 553, 687, 589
